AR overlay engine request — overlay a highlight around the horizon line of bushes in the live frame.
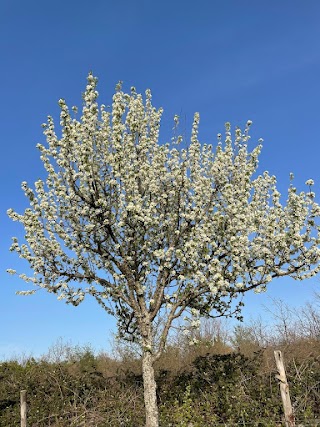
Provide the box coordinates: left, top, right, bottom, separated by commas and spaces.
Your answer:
1, 297, 319, 426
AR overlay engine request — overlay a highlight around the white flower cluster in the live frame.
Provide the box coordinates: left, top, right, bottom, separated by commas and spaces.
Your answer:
306, 179, 314, 186
7, 73, 320, 349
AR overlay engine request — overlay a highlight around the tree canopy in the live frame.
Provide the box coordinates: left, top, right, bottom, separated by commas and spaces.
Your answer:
7, 74, 320, 427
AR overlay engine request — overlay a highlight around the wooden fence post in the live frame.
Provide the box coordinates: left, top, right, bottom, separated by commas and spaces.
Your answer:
20, 390, 27, 427
274, 350, 295, 427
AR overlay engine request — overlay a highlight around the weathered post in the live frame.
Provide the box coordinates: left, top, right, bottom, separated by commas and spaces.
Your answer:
20, 390, 27, 427
274, 350, 295, 427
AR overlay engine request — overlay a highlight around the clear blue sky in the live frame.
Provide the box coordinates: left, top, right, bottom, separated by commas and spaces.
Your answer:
1, 0, 320, 360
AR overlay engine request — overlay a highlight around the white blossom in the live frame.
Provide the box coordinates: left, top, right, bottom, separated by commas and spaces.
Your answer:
306, 179, 314, 186
7, 73, 320, 363
189, 338, 199, 346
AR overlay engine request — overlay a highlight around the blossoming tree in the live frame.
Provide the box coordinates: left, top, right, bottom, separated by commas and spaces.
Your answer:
8, 74, 320, 427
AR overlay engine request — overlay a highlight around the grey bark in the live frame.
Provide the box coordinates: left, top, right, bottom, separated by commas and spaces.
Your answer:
142, 349, 159, 427
274, 350, 295, 427
20, 390, 27, 427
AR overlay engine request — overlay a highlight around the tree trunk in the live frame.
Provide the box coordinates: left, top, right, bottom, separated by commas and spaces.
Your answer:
142, 350, 159, 427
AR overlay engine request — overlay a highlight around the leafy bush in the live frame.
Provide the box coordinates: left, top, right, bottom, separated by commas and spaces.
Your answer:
1, 328, 319, 426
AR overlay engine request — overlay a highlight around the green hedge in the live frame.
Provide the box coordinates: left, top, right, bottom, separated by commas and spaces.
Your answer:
0, 346, 319, 426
